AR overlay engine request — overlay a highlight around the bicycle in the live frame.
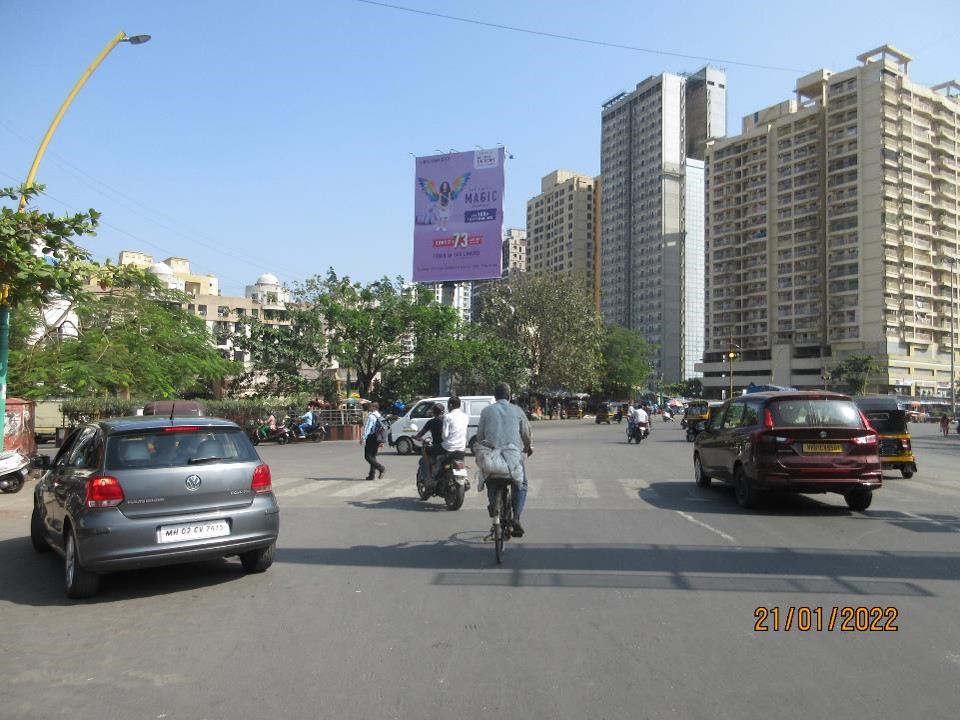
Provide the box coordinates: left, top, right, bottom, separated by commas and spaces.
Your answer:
484, 476, 516, 564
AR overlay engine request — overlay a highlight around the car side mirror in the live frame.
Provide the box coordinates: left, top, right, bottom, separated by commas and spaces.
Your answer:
30, 455, 50, 470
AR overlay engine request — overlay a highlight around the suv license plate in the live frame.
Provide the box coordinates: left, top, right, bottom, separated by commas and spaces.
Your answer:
802, 443, 843, 453
157, 520, 230, 544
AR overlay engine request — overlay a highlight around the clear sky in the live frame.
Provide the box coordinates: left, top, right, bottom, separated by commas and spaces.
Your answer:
3, 0, 959, 295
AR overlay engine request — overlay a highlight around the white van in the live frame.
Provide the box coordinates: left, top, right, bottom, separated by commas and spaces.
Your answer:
388, 396, 496, 456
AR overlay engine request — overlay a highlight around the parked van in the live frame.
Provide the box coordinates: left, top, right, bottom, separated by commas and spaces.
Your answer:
388, 396, 496, 456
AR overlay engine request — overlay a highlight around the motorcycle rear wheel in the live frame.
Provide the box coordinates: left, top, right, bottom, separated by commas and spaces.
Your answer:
0, 473, 24, 493
445, 483, 465, 511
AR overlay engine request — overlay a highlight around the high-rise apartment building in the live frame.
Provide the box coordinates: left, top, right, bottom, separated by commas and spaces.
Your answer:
501, 227, 528, 277
698, 46, 960, 398
526, 170, 600, 305
600, 66, 726, 383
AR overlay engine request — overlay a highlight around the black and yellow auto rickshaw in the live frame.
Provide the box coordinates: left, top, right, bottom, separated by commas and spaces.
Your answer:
685, 401, 725, 442
855, 396, 917, 478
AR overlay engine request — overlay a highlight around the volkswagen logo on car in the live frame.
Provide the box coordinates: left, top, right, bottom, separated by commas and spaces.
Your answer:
184, 474, 202, 491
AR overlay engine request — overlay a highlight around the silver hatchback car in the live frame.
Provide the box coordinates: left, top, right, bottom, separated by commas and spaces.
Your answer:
31, 417, 280, 598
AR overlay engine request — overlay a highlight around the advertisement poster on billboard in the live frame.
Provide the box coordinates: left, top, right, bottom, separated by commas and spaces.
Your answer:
413, 147, 504, 282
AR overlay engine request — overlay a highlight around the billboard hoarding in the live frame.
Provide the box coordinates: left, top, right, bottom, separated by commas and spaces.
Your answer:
412, 147, 504, 282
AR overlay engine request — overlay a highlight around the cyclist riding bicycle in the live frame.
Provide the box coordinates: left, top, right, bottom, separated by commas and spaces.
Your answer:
475, 382, 533, 537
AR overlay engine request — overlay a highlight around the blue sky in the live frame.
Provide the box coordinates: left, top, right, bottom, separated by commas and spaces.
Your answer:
3, 0, 959, 295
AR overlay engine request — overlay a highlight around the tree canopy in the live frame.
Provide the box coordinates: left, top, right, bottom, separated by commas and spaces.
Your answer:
830, 354, 881, 395
474, 273, 603, 393
598, 324, 655, 400
9, 267, 238, 399
296, 270, 460, 397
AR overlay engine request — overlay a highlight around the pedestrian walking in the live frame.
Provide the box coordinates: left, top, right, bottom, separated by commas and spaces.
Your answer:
940, 414, 950, 436
360, 402, 387, 480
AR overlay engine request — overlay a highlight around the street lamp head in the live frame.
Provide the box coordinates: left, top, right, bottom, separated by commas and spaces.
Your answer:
124, 34, 151, 45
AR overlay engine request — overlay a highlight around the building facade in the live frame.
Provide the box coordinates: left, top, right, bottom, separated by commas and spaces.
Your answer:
526, 171, 600, 305
698, 46, 960, 398
501, 227, 528, 277
118, 252, 290, 366
600, 66, 726, 383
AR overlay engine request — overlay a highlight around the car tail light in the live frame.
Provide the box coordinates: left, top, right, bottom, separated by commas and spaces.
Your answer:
852, 434, 878, 446
858, 411, 876, 433
251, 464, 272, 493
763, 408, 774, 430
86, 475, 125, 508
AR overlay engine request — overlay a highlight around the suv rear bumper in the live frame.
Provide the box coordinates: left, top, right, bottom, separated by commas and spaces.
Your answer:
755, 473, 882, 494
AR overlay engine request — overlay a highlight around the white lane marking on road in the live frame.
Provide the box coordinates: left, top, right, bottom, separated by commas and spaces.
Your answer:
572, 478, 599, 498
617, 477, 660, 499
276, 480, 349, 497
899, 510, 953, 529
675, 511, 738, 544
271, 476, 306, 488
331, 478, 393, 497
383, 480, 414, 498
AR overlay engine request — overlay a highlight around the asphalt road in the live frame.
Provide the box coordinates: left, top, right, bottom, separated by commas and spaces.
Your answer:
1, 419, 958, 719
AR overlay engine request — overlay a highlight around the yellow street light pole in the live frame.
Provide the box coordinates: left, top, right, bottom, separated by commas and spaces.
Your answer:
2, 31, 149, 447
17, 31, 151, 210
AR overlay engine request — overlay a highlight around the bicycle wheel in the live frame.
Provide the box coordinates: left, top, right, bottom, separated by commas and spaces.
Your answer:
494, 486, 505, 564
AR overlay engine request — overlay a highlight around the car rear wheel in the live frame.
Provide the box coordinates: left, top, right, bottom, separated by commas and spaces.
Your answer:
64, 528, 100, 599
845, 489, 873, 512
31, 506, 51, 553
240, 542, 275, 573
694, 455, 712, 488
733, 467, 757, 509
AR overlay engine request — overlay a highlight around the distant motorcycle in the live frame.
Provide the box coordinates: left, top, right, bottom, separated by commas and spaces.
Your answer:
250, 422, 293, 446
283, 417, 326, 443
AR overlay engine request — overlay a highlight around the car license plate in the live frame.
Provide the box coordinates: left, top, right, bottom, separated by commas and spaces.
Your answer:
802, 443, 843, 453
157, 520, 230, 544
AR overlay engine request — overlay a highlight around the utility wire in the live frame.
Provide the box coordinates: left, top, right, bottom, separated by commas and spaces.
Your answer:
354, 0, 804, 73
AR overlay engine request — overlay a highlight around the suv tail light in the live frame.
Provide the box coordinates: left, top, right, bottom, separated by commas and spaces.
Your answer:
763, 408, 774, 430
852, 434, 878, 446
251, 464, 272, 493
86, 475, 125, 508
900, 438, 911, 450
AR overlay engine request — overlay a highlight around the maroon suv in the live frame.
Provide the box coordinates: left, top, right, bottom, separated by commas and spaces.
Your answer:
692, 391, 882, 511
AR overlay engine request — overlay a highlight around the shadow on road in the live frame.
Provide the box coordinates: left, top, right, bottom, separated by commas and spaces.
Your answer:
272, 539, 948, 596
347, 497, 447, 512
0, 535, 251, 606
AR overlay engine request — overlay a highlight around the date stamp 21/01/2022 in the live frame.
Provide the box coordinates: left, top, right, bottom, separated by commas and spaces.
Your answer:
754, 607, 899, 632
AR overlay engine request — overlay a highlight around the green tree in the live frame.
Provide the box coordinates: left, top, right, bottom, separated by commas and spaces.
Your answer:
475, 273, 603, 392
229, 307, 332, 397
663, 378, 703, 399
831, 355, 881, 395
9, 267, 238, 399
598, 325, 655, 399
299, 270, 459, 397
1, 185, 99, 309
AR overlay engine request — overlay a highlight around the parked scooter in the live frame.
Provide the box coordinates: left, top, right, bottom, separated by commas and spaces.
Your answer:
415, 438, 468, 510
0, 449, 31, 494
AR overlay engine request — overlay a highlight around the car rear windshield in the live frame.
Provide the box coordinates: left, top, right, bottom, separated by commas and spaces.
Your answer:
769, 399, 864, 428
106, 428, 257, 470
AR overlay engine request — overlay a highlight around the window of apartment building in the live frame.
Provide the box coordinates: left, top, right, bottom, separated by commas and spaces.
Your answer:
251, 309, 259, 318
233, 351, 245, 362
197, 304, 207, 316
217, 305, 229, 317
187, 304, 195, 312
